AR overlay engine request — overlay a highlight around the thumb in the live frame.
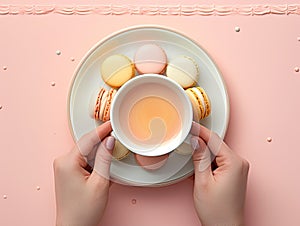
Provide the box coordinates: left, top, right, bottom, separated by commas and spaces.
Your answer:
191, 136, 212, 184
90, 136, 115, 183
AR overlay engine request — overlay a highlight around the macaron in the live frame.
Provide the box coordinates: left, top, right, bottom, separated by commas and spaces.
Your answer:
89, 87, 117, 122
113, 140, 130, 160
185, 86, 211, 121
134, 153, 169, 170
134, 44, 167, 74
166, 56, 199, 88
175, 140, 193, 155
101, 54, 134, 88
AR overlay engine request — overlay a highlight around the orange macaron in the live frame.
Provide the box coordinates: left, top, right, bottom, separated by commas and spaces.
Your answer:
89, 87, 117, 122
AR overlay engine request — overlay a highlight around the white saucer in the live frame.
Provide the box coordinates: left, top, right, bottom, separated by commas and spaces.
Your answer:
68, 25, 230, 186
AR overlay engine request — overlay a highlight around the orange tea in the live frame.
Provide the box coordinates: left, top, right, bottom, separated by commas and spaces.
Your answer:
128, 96, 181, 145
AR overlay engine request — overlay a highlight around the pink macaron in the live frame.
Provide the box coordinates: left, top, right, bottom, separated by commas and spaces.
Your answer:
134, 153, 169, 170
134, 43, 167, 74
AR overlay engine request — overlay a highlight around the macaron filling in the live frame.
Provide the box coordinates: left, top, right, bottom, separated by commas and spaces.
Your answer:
191, 87, 206, 117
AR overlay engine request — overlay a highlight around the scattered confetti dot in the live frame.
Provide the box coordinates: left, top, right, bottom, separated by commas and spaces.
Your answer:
235, 26, 240, 32
70, 57, 75, 62
266, 137, 272, 142
36, 186, 41, 191
3, 195, 7, 199
56, 50, 61, 56
131, 199, 137, 204
3, 66, 7, 70
51, 82, 56, 86
294, 67, 299, 72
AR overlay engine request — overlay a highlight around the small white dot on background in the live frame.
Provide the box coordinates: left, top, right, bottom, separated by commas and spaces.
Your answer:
297, 37, 300, 41
70, 57, 75, 62
3, 195, 7, 199
51, 82, 56, 86
131, 199, 137, 204
36, 186, 41, 191
0, 105, 2, 110
56, 50, 61, 56
235, 26, 240, 32
3, 66, 7, 70
294, 67, 299, 73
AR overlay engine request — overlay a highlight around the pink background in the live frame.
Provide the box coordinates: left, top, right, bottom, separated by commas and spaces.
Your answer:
0, 1, 300, 226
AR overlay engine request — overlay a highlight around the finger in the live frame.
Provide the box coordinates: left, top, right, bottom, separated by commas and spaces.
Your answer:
191, 121, 218, 144
190, 121, 201, 136
90, 136, 115, 182
96, 121, 113, 140
191, 138, 213, 189
191, 121, 231, 158
191, 136, 212, 183
75, 121, 112, 157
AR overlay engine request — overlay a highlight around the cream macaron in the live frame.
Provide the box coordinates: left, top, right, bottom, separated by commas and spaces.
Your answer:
134, 43, 167, 74
166, 56, 199, 88
101, 54, 134, 88
185, 87, 211, 121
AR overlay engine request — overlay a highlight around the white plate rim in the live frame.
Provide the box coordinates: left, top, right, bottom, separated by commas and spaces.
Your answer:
67, 24, 230, 186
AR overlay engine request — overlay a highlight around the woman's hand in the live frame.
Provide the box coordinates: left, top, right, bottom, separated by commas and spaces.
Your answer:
191, 122, 249, 226
53, 121, 115, 226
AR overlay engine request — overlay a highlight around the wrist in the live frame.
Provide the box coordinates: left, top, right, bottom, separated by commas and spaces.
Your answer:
55, 219, 63, 226
201, 216, 244, 226
202, 221, 244, 226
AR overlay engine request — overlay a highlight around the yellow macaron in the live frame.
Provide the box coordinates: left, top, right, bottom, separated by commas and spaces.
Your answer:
185, 87, 211, 121
112, 140, 130, 160
101, 54, 134, 88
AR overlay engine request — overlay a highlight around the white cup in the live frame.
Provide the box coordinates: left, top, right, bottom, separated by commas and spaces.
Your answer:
110, 74, 193, 156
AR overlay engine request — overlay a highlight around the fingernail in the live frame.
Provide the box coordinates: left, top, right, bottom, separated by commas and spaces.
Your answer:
105, 136, 115, 150
190, 137, 199, 151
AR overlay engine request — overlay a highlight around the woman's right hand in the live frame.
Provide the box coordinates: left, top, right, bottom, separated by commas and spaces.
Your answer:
191, 122, 250, 226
